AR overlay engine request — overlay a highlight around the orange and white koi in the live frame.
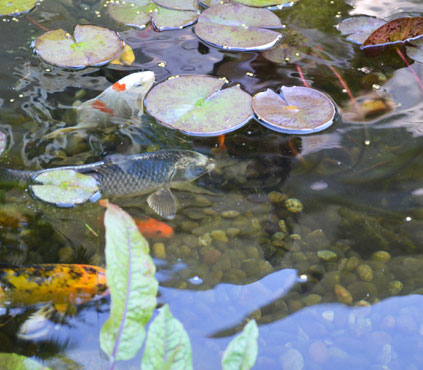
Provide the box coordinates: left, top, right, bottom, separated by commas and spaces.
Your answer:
0, 264, 108, 312
44, 71, 155, 138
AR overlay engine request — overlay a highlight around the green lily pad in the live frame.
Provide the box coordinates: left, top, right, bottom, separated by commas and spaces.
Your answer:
194, 3, 283, 51
108, 0, 198, 31
337, 16, 386, 45
31, 169, 99, 207
406, 38, 423, 63
200, 0, 297, 8
0, 0, 37, 16
33, 25, 123, 69
362, 17, 423, 50
262, 28, 311, 64
252, 86, 336, 134
145, 75, 253, 136
154, 0, 198, 11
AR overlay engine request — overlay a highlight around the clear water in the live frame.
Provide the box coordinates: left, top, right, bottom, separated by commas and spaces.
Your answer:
0, 0, 423, 369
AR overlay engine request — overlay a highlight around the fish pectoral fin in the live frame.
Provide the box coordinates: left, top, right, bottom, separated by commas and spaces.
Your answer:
147, 188, 177, 220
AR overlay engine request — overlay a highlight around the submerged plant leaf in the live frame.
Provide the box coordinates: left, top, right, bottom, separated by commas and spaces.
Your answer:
362, 17, 423, 49
194, 3, 283, 51
222, 320, 259, 370
145, 75, 253, 136
100, 201, 158, 362
0, 353, 51, 370
0, 0, 37, 16
337, 16, 386, 44
31, 170, 99, 207
34, 25, 123, 69
253, 86, 336, 134
262, 28, 311, 64
108, 0, 198, 31
406, 38, 423, 63
154, 0, 198, 11
142, 304, 193, 370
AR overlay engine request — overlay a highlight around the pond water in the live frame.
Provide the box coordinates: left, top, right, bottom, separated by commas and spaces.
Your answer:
0, 0, 423, 369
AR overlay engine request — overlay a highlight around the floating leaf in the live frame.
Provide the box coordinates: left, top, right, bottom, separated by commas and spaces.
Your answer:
194, 3, 283, 51
200, 0, 296, 8
0, 0, 37, 16
142, 304, 193, 370
253, 86, 336, 134
110, 44, 135, 66
145, 75, 253, 136
30, 170, 99, 207
108, 0, 198, 31
100, 201, 158, 362
154, 0, 198, 11
33, 25, 123, 69
362, 17, 423, 49
262, 28, 311, 64
406, 38, 423, 63
222, 320, 259, 370
0, 353, 51, 370
337, 16, 386, 44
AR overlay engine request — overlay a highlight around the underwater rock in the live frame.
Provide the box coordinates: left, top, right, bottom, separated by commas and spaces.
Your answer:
356, 264, 374, 282
335, 284, 353, 304
317, 250, 338, 262
152, 242, 166, 259
285, 198, 303, 213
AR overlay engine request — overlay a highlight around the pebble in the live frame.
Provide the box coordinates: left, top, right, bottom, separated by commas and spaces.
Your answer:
356, 264, 374, 281
199, 233, 213, 247
285, 198, 303, 213
388, 280, 403, 295
278, 220, 288, 234
226, 227, 240, 238
58, 246, 73, 263
317, 250, 338, 262
280, 348, 304, 370
302, 294, 322, 306
152, 243, 166, 259
371, 250, 391, 263
221, 210, 240, 218
210, 230, 228, 243
334, 284, 353, 305
345, 256, 360, 272
203, 248, 222, 265
268, 191, 288, 203
194, 195, 212, 207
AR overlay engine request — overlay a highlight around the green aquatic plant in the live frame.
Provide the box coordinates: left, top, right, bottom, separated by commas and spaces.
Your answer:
0, 0, 37, 16
0, 352, 51, 370
33, 25, 123, 69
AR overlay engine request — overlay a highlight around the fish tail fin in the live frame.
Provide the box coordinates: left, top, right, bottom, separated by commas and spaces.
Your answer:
0, 166, 37, 184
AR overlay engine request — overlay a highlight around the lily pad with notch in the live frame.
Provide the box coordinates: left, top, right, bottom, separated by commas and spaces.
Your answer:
406, 38, 423, 63
33, 25, 123, 69
252, 86, 336, 134
194, 2, 283, 51
31, 170, 100, 207
0, 0, 37, 16
337, 16, 386, 45
145, 75, 253, 136
107, 0, 199, 31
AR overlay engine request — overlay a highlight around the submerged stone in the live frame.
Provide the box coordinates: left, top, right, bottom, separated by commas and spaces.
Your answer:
285, 198, 304, 213
317, 250, 338, 262
334, 284, 353, 305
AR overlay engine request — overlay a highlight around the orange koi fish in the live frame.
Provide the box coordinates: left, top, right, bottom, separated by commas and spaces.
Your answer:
0, 264, 108, 313
215, 134, 226, 153
135, 216, 174, 238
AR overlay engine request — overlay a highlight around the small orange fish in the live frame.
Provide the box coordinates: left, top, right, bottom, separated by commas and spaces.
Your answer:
0, 264, 108, 312
135, 216, 174, 238
215, 134, 226, 154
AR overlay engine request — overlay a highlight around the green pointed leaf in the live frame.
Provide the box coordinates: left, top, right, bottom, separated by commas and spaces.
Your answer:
222, 320, 259, 370
0, 0, 37, 16
0, 353, 51, 370
145, 75, 253, 136
100, 202, 158, 362
252, 86, 336, 134
142, 304, 192, 370
31, 170, 99, 207
194, 3, 283, 51
33, 25, 123, 69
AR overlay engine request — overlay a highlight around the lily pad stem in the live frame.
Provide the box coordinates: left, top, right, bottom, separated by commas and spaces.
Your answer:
395, 47, 423, 93
295, 65, 310, 88
25, 15, 49, 32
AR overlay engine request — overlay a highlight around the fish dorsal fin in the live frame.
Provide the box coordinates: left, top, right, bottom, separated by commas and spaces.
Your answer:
147, 187, 177, 220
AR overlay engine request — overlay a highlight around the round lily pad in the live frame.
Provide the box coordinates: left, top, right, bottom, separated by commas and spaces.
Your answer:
337, 16, 386, 45
406, 38, 423, 63
31, 169, 100, 207
262, 28, 311, 64
200, 0, 296, 8
194, 3, 283, 51
108, 0, 198, 31
0, 0, 37, 16
145, 75, 253, 136
252, 86, 336, 134
34, 25, 123, 69
154, 0, 198, 11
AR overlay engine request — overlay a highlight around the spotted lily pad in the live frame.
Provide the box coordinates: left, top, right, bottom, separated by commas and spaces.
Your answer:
362, 17, 423, 49
145, 75, 253, 136
200, 0, 297, 8
262, 28, 311, 64
0, 0, 37, 16
34, 25, 123, 69
406, 38, 423, 63
337, 16, 386, 44
252, 86, 336, 134
194, 3, 283, 51
31, 170, 99, 207
108, 0, 198, 31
